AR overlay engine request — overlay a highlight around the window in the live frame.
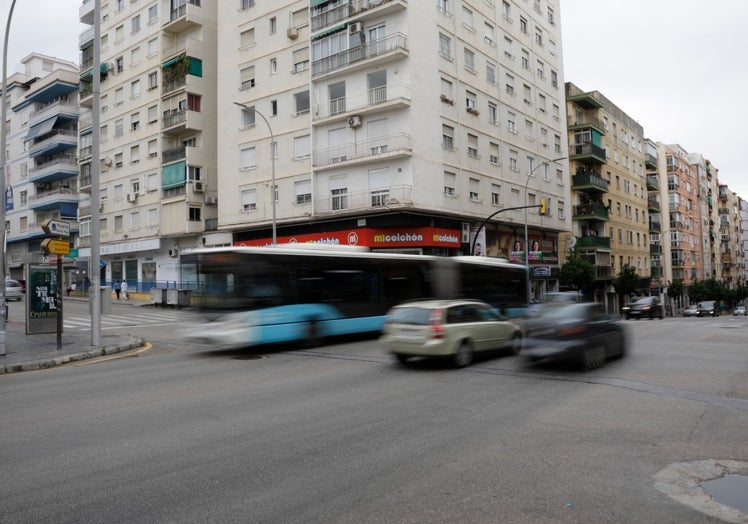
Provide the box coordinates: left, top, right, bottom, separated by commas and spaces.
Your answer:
467, 134, 478, 158
509, 151, 518, 172
520, 16, 527, 34
269, 16, 276, 34
436, 0, 449, 14
536, 60, 545, 80
441, 78, 453, 99
188, 207, 201, 222
148, 105, 158, 124
114, 215, 123, 234
147, 37, 158, 57
548, 7, 555, 25
130, 145, 140, 163
130, 179, 140, 194
462, 6, 473, 28
188, 93, 201, 112
294, 135, 311, 159
439, 33, 452, 59
241, 106, 255, 129
148, 71, 158, 90
535, 29, 543, 47
114, 87, 124, 105
241, 189, 257, 211
484, 23, 494, 45
292, 47, 309, 72
557, 202, 564, 219
130, 211, 140, 231
115, 152, 123, 168
131, 46, 141, 65
115, 119, 124, 138
270, 99, 278, 116
240, 65, 255, 90
295, 180, 312, 204
488, 102, 497, 124
505, 73, 515, 96
115, 25, 124, 43
240, 28, 255, 49
188, 165, 202, 181
503, 36, 513, 58
521, 49, 530, 70
491, 184, 501, 205
130, 79, 140, 98
294, 91, 310, 115
20, 190, 27, 205
550, 70, 558, 88
469, 178, 479, 201
115, 56, 124, 73
130, 112, 140, 131
331, 183, 348, 210
507, 112, 516, 134
148, 4, 158, 24
270, 57, 277, 75
464, 48, 475, 73
442, 124, 454, 150
148, 139, 157, 158
486, 61, 496, 84
131, 14, 140, 34
444, 171, 456, 196
489, 142, 500, 165
241, 0, 255, 9
465, 90, 476, 110
502, 1, 511, 20
241, 147, 256, 170
147, 208, 158, 227
369, 168, 389, 207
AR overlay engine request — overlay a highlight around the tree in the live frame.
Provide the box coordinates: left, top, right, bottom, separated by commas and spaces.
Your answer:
667, 279, 684, 314
559, 247, 595, 298
613, 264, 639, 298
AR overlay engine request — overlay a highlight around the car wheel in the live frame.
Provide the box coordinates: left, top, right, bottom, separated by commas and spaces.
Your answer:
453, 341, 474, 368
394, 353, 410, 364
507, 332, 523, 356
581, 345, 606, 370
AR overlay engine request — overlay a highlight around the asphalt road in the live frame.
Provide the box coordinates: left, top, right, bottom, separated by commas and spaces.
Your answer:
1, 313, 746, 523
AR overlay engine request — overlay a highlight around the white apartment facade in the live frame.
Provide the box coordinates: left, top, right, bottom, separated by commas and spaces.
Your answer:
218, 0, 570, 298
5, 54, 80, 283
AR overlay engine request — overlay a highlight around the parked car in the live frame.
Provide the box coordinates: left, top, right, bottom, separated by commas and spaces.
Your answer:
523, 302, 628, 370
5, 279, 23, 301
622, 296, 664, 320
380, 299, 523, 368
697, 300, 719, 317
682, 305, 699, 317
733, 306, 746, 316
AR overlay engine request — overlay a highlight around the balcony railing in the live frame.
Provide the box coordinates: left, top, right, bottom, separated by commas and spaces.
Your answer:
650, 244, 662, 254
567, 115, 606, 133
646, 174, 659, 190
647, 198, 660, 212
573, 203, 609, 221
162, 109, 188, 129
312, 33, 408, 77
575, 235, 611, 249
314, 83, 410, 120
571, 172, 608, 192
169, 0, 200, 22
162, 145, 187, 163
163, 74, 187, 95
313, 132, 411, 167
569, 143, 606, 163
312, 0, 405, 32
314, 184, 413, 215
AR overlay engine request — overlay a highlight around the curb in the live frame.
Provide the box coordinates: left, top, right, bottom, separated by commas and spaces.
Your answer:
0, 336, 146, 374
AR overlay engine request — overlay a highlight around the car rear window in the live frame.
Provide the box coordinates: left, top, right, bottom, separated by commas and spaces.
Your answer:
387, 307, 433, 325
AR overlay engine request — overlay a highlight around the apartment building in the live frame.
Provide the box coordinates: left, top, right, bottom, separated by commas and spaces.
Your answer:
717, 183, 743, 288
740, 197, 748, 285
76, 0, 218, 286
219, 0, 570, 299
564, 83, 648, 309
5, 54, 80, 282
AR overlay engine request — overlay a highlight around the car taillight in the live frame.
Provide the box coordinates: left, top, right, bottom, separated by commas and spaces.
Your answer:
430, 308, 446, 339
557, 325, 585, 336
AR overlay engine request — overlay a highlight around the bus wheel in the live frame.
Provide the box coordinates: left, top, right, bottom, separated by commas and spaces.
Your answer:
507, 332, 523, 356
303, 318, 322, 348
453, 342, 474, 368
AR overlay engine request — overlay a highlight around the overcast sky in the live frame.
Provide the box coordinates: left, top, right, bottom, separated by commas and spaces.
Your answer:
1, 0, 747, 199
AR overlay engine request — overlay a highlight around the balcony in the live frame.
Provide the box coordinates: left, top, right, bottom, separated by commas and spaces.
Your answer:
647, 197, 660, 212
719, 187, 728, 200
80, 0, 94, 25
569, 143, 606, 164
28, 129, 77, 158
28, 187, 78, 212
573, 203, 609, 221
571, 172, 608, 193
312, 0, 407, 32
650, 244, 662, 254
314, 184, 414, 215
595, 266, 612, 280
649, 219, 661, 232
29, 100, 77, 127
313, 83, 411, 123
575, 235, 611, 249
645, 152, 658, 169
646, 174, 659, 191
163, 0, 201, 33
313, 132, 412, 169
28, 154, 79, 184
162, 108, 204, 134
567, 115, 606, 135
312, 33, 408, 78
650, 266, 664, 278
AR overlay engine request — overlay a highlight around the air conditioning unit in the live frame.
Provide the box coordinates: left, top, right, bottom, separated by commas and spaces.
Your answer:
347, 115, 362, 128
349, 22, 363, 34
193, 181, 204, 192
287, 27, 299, 39
168, 248, 179, 258
126, 192, 137, 203
461, 223, 470, 244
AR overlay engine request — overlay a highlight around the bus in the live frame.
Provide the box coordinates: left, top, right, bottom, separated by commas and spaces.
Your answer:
181, 245, 528, 348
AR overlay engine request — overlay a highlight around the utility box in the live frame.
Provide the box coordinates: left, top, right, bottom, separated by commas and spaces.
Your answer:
166, 288, 191, 308
90, 286, 112, 315
150, 287, 166, 306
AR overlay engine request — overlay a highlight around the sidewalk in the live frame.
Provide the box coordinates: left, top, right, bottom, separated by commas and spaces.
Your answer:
0, 292, 152, 375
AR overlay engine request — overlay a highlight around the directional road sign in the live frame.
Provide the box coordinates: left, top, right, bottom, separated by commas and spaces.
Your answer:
41, 219, 71, 237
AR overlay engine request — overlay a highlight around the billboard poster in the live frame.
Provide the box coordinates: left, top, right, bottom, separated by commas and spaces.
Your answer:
26, 265, 59, 335
470, 227, 487, 256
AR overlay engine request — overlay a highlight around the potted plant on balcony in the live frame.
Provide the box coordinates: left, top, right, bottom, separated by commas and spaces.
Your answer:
440, 94, 454, 105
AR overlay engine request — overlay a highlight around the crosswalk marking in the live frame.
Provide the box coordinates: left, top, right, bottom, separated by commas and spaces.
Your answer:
63, 309, 193, 330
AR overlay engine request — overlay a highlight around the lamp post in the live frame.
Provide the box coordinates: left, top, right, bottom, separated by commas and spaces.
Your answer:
524, 156, 567, 299
0, 0, 18, 357
234, 102, 276, 245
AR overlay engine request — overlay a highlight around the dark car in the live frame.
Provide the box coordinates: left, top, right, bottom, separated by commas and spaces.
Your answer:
623, 296, 663, 320
523, 302, 627, 370
696, 300, 719, 317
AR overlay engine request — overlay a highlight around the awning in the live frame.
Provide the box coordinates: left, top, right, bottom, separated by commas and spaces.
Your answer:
162, 160, 186, 189
162, 53, 186, 69
310, 0, 329, 6
312, 23, 346, 40
25, 116, 58, 142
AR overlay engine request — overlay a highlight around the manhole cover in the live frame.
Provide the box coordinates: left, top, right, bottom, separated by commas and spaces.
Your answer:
701, 475, 748, 513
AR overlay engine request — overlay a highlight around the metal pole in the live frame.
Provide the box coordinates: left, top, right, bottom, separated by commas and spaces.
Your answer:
90, 0, 102, 345
0, 0, 18, 357
233, 102, 276, 245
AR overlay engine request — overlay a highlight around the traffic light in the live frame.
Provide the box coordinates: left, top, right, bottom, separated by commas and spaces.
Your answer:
539, 197, 547, 215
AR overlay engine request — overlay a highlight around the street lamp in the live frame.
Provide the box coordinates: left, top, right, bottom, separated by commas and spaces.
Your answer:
234, 102, 276, 245
524, 156, 567, 298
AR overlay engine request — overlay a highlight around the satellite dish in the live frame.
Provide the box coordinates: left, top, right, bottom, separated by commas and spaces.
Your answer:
567, 236, 577, 250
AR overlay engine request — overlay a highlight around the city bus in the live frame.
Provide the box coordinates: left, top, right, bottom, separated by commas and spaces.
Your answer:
181, 245, 528, 348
